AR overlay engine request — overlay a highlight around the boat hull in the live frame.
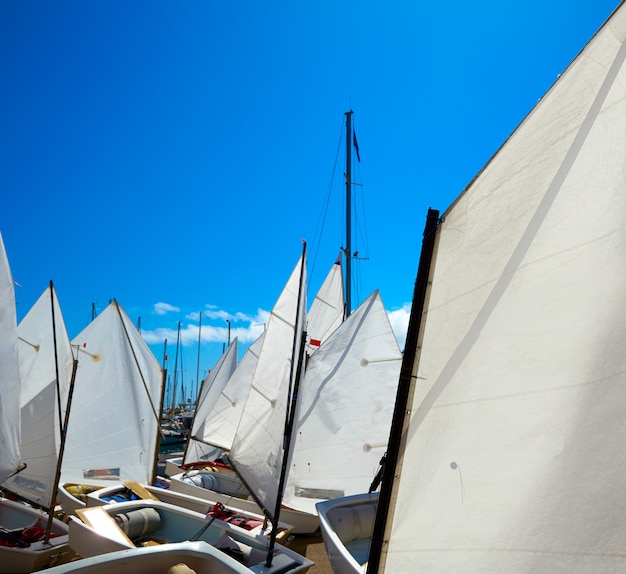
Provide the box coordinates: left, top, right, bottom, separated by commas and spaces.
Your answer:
42, 540, 263, 573
0, 498, 74, 573
68, 499, 312, 573
87, 482, 294, 539
163, 455, 183, 478
170, 470, 320, 534
58, 482, 104, 516
316, 492, 378, 574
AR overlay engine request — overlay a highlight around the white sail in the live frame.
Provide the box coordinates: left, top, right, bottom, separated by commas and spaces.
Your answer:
3, 285, 74, 506
0, 233, 21, 484
284, 289, 401, 515
381, 3, 626, 572
306, 254, 344, 355
62, 300, 164, 486
184, 254, 344, 468
229, 251, 307, 520
184, 332, 265, 460
184, 338, 239, 463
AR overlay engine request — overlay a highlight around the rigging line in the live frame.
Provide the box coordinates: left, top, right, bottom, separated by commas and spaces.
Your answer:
310, 116, 345, 286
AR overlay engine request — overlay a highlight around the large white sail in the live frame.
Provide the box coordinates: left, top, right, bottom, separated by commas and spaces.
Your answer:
3, 285, 74, 507
380, 3, 626, 572
184, 337, 239, 463
229, 250, 307, 520
306, 254, 344, 355
284, 289, 401, 515
0, 233, 21, 484
62, 300, 164, 486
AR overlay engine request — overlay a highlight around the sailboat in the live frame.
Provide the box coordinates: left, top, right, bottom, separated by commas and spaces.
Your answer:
58, 299, 165, 515
66, 498, 313, 573
283, 289, 401, 516
68, 246, 311, 572
0, 242, 75, 571
182, 252, 344, 474
321, 2, 626, 573
86, 338, 294, 541
171, 112, 394, 536
169, 253, 344, 534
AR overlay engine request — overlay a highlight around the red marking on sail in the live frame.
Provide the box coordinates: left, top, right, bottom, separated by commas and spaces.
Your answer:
310, 339, 322, 347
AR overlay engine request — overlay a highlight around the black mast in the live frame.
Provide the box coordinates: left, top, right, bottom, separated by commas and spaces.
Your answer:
366, 208, 441, 574
345, 110, 353, 317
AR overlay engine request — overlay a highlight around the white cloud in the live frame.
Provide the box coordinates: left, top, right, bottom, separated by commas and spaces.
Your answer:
143, 303, 411, 357
141, 306, 272, 349
387, 303, 411, 351
154, 302, 180, 315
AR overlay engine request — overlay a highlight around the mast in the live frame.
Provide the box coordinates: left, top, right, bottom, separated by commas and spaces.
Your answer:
171, 322, 181, 410
45, 280, 79, 543
196, 312, 203, 402
345, 110, 353, 317
152, 367, 167, 484
266, 241, 307, 567
366, 208, 440, 574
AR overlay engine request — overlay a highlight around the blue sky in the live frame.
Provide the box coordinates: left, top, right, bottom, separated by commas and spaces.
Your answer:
1, 0, 620, 402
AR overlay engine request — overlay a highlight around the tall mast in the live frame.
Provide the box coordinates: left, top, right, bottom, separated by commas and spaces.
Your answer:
171, 322, 181, 410
367, 208, 441, 573
345, 110, 353, 317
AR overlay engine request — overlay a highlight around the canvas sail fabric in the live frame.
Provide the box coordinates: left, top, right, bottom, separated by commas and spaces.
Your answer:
184, 256, 343, 470
305, 255, 344, 355
61, 300, 163, 486
2, 285, 74, 507
184, 337, 239, 464
382, 3, 626, 572
284, 289, 401, 515
0, 233, 21, 485
229, 251, 307, 521
183, 332, 265, 462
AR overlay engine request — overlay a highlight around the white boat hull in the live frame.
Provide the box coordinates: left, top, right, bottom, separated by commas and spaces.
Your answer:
163, 455, 183, 478
0, 498, 74, 573
316, 492, 378, 574
58, 482, 104, 516
68, 499, 312, 573
42, 540, 266, 573
170, 470, 320, 534
87, 482, 294, 540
